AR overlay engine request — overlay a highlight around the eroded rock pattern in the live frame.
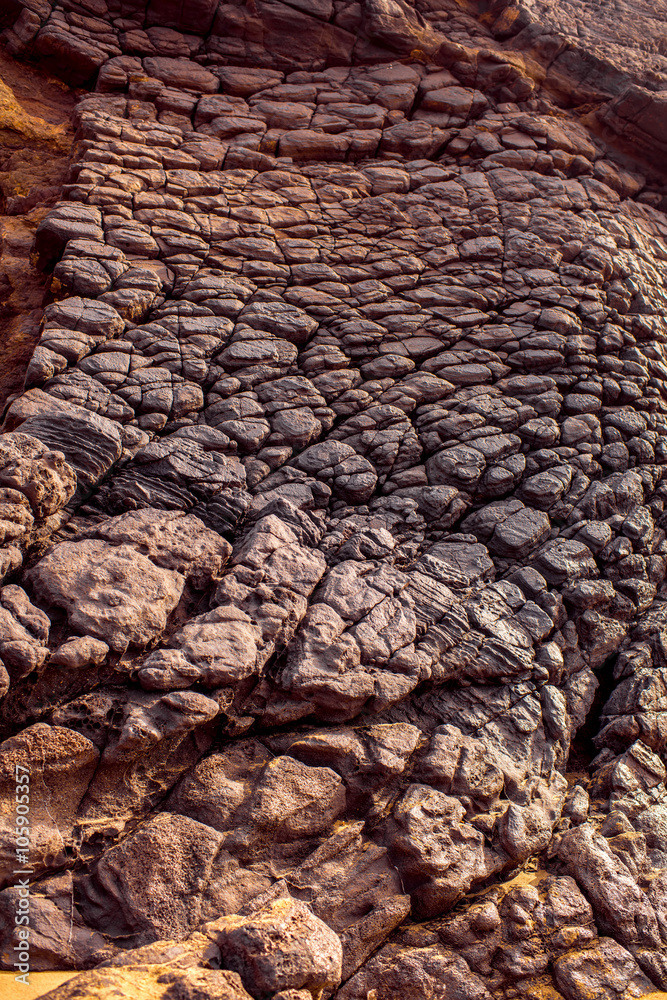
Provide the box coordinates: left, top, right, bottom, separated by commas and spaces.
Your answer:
1, 1, 667, 998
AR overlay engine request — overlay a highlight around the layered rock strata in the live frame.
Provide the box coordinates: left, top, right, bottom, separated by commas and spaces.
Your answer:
0, 1, 667, 998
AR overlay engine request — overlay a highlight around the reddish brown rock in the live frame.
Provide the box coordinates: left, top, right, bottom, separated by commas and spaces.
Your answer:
0, 2, 666, 998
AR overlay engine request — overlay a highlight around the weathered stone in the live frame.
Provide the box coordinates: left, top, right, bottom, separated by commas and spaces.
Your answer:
0, 725, 99, 886
27, 540, 185, 652
385, 784, 493, 918
0, 432, 76, 518
50, 636, 109, 670
204, 897, 343, 998
94, 509, 232, 589
79, 812, 226, 942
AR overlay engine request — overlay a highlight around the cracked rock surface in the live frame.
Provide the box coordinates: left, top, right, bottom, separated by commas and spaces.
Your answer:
2, 1, 667, 997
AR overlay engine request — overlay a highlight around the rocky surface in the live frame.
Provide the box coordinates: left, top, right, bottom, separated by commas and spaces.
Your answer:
0, 47, 74, 410
0, 1, 667, 998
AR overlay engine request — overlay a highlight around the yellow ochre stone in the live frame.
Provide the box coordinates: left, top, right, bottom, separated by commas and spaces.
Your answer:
0, 971, 77, 999
0, 76, 68, 149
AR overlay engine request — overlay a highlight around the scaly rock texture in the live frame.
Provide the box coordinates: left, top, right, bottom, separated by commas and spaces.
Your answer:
0, 1, 667, 998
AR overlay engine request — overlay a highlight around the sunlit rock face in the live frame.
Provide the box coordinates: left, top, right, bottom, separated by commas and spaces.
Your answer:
2, 1, 667, 997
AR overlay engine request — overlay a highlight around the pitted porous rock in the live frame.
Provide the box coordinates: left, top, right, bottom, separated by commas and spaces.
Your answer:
204, 897, 343, 999
0, 432, 76, 519
0, 724, 99, 887
138, 607, 261, 689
